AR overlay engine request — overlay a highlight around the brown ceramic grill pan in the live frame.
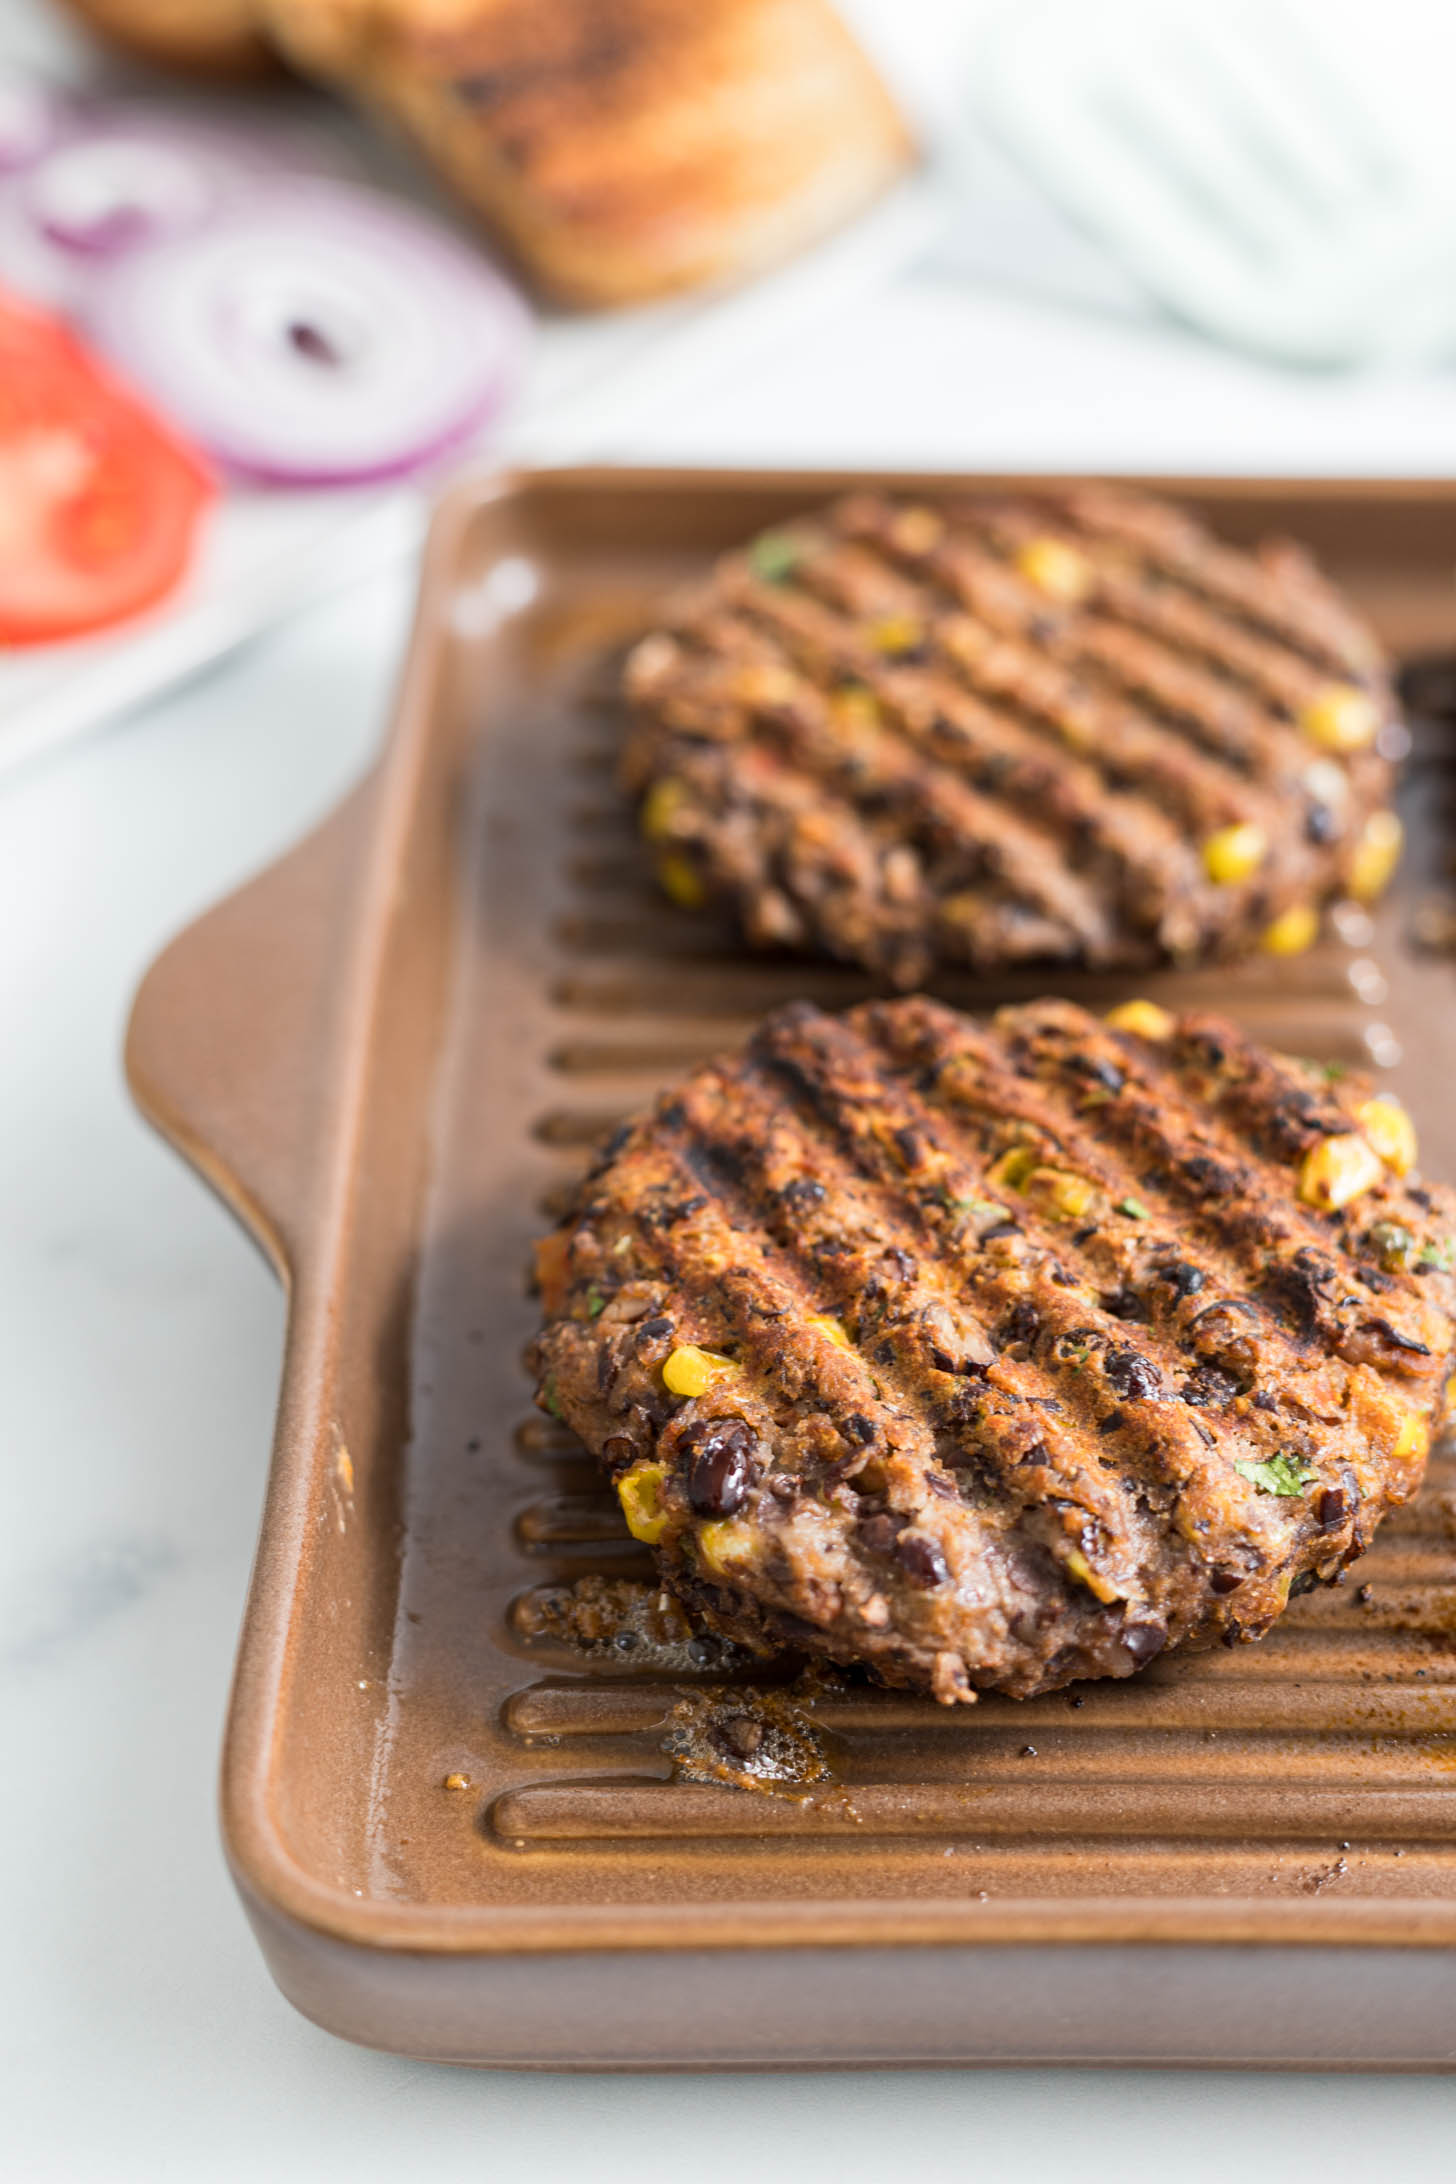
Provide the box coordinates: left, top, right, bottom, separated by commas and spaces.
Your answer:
127, 468, 1456, 2069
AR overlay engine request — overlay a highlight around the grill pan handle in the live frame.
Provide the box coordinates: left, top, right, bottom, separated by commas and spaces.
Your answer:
125, 784, 374, 1278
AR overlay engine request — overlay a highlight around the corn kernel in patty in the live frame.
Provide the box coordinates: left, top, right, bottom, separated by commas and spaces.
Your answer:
888, 505, 945, 556
1260, 904, 1319, 956
1359, 1097, 1417, 1176
696, 1518, 757, 1576
1301, 684, 1379, 753
807, 1314, 851, 1347
1395, 1412, 1430, 1461
1028, 1168, 1096, 1221
987, 1144, 1038, 1192
1202, 822, 1267, 886
657, 852, 706, 909
1348, 810, 1403, 902
617, 1461, 670, 1545
1015, 536, 1091, 603
1065, 1548, 1121, 1604
1105, 999, 1175, 1040
662, 1343, 738, 1398
1299, 1133, 1384, 1211
640, 776, 687, 842
868, 613, 924, 656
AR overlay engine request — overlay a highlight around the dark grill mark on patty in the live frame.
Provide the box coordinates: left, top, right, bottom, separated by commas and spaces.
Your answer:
530, 997, 1455, 1704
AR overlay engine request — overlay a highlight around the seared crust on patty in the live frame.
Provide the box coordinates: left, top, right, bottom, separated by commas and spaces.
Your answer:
531, 997, 1455, 1702
623, 489, 1402, 984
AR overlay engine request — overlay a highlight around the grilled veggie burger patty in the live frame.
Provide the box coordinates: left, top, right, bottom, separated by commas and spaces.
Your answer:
531, 997, 1455, 1702
624, 489, 1404, 984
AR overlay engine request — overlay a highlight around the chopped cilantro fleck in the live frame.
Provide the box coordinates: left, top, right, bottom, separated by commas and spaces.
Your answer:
1118, 1196, 1150, 1220
542, 1375, 564, 1421
585, 1287, 607, 1318
749, 532, 802, 584
1234, 1453, 1315, 1498
1419, 1238, 1455, 1271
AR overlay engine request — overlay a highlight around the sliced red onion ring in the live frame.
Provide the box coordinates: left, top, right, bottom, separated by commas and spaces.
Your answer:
0, 77, 61, 175
13, 108, 356, 267
1, 110, 281, 307
24, 134, 219, 254
84, 184, 531, 484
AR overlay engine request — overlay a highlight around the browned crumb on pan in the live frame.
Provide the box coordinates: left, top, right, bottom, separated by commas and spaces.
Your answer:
512, 1573, 746, 1672
662, 1684, 833, 1794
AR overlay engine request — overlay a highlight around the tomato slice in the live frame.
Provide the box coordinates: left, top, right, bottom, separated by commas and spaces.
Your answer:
0, 289, 213, 647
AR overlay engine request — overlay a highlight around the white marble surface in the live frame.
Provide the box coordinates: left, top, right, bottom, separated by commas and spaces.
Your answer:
7, 2, 1456, 2175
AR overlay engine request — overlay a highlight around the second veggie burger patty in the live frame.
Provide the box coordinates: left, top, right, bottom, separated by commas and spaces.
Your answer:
532, 997, 1455, 1703
623, 488, 1404, 984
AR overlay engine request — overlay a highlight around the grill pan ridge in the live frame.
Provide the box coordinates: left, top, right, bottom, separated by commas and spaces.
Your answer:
126, 468, 1456, 2068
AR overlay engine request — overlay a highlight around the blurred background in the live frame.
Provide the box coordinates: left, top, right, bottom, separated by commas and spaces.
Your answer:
6, 0, 1456, 767
6, 1, 1456, 2177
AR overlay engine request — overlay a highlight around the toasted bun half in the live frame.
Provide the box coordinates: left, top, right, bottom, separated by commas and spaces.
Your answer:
256, 0, 915, 304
